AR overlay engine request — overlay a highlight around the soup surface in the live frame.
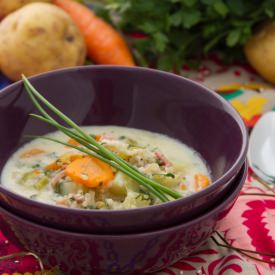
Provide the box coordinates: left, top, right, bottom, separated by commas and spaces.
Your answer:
1, 126, 211, 209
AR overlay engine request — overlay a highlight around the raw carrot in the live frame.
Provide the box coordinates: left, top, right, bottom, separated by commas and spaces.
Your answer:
53, 0, 135, 66
194, 174, 210, 191
65, 156, 114, 188
20, 148, 45, 158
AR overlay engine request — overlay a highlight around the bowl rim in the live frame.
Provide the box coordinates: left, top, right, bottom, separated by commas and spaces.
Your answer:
0, 65, 248, 214
0, 161, 247, 238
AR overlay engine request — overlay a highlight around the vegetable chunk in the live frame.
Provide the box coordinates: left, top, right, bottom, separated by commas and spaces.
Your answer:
0, 3, 86, 81
194, 174, 210, 191
65, 156, 114, 188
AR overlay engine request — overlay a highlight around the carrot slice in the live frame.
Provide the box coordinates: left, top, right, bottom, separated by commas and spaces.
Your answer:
65, 156, 114, 188
194, 174, 210, 191
20, 148, 45, 158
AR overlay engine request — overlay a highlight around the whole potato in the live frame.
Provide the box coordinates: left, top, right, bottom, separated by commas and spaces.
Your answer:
245, 22, 275, 84
0, 0, 52, 19
0, 3, 86, 81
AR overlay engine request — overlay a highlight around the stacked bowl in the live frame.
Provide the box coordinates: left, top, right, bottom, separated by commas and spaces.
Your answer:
0, 66, 248, 274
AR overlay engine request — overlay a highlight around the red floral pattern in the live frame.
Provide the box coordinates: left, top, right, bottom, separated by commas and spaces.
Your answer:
1, 173, 274, 274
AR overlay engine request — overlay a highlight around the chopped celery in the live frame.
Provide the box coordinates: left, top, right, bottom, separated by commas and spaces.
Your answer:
109, 180, 127, 197
34, 176, 49, 190
152, 174, 179, 187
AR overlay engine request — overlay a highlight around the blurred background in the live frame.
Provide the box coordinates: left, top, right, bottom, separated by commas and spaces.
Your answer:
1, 0, 275, 128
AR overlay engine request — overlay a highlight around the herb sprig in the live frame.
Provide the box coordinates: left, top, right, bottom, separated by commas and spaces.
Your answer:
22, 75, 182, 202
101, 0, 275, 70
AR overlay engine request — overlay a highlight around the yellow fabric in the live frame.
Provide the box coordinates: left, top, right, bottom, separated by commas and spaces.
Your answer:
217, 82, 271, 92
231, 96, 267, 120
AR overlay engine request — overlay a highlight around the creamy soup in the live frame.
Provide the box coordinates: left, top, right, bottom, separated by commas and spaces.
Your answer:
1, 126, 211, 209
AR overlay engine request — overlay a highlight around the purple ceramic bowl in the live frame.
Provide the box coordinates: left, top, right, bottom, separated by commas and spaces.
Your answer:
0, 161, 247, 274
0, 66, 248, 233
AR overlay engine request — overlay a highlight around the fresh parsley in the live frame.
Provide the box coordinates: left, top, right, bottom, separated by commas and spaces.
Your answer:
99, 0, 275, 70
32, 163, 41, 169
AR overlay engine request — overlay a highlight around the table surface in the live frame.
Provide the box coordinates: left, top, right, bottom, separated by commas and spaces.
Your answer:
0, 62, 274, 275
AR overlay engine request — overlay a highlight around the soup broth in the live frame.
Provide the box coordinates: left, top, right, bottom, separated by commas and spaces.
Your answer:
1, 126, 210, 210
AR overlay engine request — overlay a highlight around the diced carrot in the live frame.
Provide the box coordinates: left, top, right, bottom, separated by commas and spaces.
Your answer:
95, 133, 113, 141
95, 135, 102, 142
70, 155, 83, 162
67, 138, 80, 146
32, 170, 41, 175
65, 156, 114, 188
20, 148, 45, 158
194, 174, 210, 191
45, 161, 60, 171
179, 183, 187, 190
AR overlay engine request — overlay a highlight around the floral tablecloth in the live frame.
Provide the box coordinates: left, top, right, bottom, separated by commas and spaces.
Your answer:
0, 62, 275, 275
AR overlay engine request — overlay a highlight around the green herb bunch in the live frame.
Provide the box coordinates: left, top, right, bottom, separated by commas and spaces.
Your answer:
102, 0, 275, 71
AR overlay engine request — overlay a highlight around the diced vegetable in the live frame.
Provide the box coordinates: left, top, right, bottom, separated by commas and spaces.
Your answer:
19, 171, 34, 185
95, 135, 102, 142
67, 138, 80, 146
65, 156, 114, 188
95, 201, 107, 209
19, 170, 40, 185
20, 148, 45, 158
152, 173, 179, 188
119, 172, 140, 193
194, 174, 210, 191
59, 181, 87, 196
109, 179, 127, 197
45, 161, 60, 171
135, 192, 151, 203
32, 170, 41, 175
34, 176, 49, 190
53, 182, 63, 194
179, 183, 187, 190
122, 192, 151, 208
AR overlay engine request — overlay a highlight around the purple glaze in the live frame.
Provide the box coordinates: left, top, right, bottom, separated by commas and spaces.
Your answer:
0, 162, 247, 274
0, 66, 248, 233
